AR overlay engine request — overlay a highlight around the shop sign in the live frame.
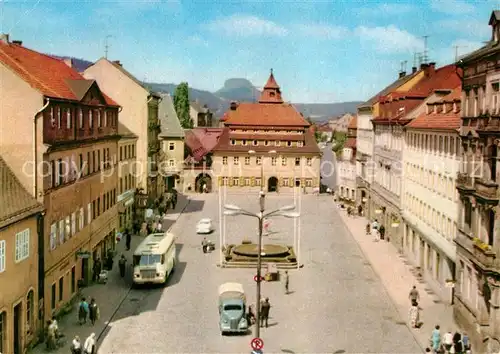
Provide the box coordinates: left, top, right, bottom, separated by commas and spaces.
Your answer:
117, 189, 134, 202
76, 251, 91, 259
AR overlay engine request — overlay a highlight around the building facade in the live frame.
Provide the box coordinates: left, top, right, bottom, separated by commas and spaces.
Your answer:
0, 156, 44, 354
0, 37, 120, 320
212, 71, 321, 193
190, 101, 213, 127
402, 87, 461, 303
158, 93, 185, 191
84, 59, 163, 202
328, 113, 354, 133
454, 11, 500, 352
337, 116, 357, 202
117, 127, 137, 232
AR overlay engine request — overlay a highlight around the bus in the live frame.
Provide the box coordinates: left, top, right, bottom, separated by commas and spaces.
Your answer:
132, 232, 176, 285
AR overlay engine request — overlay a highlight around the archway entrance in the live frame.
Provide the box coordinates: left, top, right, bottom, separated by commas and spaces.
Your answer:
165, 174, 179, 191
361, 190, 366, 203
195, 173, 212, 193
268, 177, 278, 192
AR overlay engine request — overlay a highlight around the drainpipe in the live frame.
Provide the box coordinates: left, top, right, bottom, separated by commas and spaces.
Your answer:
33, 98, 50, 198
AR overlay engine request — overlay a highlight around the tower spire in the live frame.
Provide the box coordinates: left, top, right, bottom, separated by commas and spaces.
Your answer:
258, 70, 283, 104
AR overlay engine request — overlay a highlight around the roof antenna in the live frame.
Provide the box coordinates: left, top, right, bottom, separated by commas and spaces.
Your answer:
422, 35, 430, 64
270, 68, 273, 75
400, 60, 408, 73
104, 35, 112, 59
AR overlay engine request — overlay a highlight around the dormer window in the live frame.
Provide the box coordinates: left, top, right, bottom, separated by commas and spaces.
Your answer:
275, 140, 280, 147
242, 140, 247, 146
231, 139, 236, 145
426, 105, 431, 114
264, 140, 269, 146
270, 92, 275, 97
433, 105, 437, 114
287, 141, 292, 147
89, 110, 93, 128
442, 103, 446, 114
253, 140, 258, 146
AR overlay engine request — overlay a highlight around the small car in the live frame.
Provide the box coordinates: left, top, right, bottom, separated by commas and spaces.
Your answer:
196, 218, 214, 234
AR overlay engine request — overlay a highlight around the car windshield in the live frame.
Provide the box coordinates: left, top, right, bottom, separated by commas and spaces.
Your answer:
200, 220, 210, 225
224, 304, 242, 311
133, 254, 161, 266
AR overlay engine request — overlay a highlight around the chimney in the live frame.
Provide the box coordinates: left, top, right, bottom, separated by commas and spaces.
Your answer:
230, 101, 239, 110
399, 71, 406, 79
420, 63, 429, 71
423, 62, 436, 77
12, 40, 22, 46
63, 58, 73, 68
113, 60, 122, 67
0, 33, 9, 44
412, 66, 417, 73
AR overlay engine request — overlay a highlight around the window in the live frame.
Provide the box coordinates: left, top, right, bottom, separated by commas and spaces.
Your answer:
275, 140, 280, 146
71, 212, 76, 236
169, 142, 175, 150
256, 156, 262, 165
87, 203, 92, 223
97, 110, 101, 127
59, 220, 65, 243
253, 140, 258, 146
0, 240, 5, 273
298, 141, 303, 147
283, 178, 289, 187
71, 266, 76, 294
104, 111, 108, 126
57, 158, 63, 186
78, 108, 83, 128
79, 208, 84, 230
287, 141, 292, 147
66, 108, 71, 129
265, 141, 269, 146
89, 110, 93, 128
233, 177, 239, 186
245, 156, 250, 165
242, 140, 247, 146
244, 177, 250, 186
15, 229, 30, 262
255, 177, 261, 186
295, 157, 301, 166
50, 223, 57, 250
169, 159, 175, 167
271, 157, 277, 166
51, 284, 56, 309
65, 216, 71, 238
222, 156, 228, 165
58, 277, 63, 302
57, 107, 61, 128
26, 290, 34, 333
281, 157, 287, 166
234, 156, 239, 165
230, 140, 236, 145
307, 157, 312, 166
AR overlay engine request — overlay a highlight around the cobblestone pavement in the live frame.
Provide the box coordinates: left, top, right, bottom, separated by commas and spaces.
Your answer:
29, 196, 190, 354
97, 192, 421, 354
336, 205, 460, 350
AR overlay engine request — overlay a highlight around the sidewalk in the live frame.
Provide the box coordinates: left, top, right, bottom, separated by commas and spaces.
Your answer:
30, 197, 190, 354
337, 207, 459, 350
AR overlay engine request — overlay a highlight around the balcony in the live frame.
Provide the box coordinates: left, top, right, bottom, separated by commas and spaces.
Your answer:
456, 172, 475, 193
472, 241, 496, 269
474, 178, 499, 203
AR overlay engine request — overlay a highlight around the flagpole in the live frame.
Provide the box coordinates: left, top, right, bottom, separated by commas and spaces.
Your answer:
297, 185, 302, 270
223, 183, 227, 247
218, 181, 223, 266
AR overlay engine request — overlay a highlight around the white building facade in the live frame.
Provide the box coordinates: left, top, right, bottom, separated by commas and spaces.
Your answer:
338, 118, 357, 202
402, 88, 462, 303
355, 105, 374, 209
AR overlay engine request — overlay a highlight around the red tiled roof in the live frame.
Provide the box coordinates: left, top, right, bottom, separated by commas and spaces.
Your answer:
406, 112, 460, 130
440, 86, 461, 102
212, 127, 320, 154
191, 128, 224, 152
228, 133, 305, 141
223, 102, 310, 127
348, 115, 357, 129
0, 41, 118, 105
345, 137, 356, 149
264, 71, 280, 89
407, 65, 461, 97
184, 130, 206, 161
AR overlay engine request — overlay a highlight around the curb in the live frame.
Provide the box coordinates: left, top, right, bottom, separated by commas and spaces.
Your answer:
335, 207, 427, 352
96, 198, 191, 342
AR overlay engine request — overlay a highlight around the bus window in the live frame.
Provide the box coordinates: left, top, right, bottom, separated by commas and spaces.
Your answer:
161, 255, 165, 264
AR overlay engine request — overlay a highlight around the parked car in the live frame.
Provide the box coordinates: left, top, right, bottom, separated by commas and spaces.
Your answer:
196, 218, 214, 234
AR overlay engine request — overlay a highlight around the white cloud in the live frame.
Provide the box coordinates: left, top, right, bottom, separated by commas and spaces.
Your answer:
358, 3, 415, 16
294, 24, 349, 40
438, 19, 491, 40
452, 39, 484, 57
206, 15, 288, 37
355, 25, 424, 54
429, 0, 475, 14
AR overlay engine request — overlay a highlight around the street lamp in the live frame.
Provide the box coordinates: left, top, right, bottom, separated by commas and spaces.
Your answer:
223, 193, 299, 339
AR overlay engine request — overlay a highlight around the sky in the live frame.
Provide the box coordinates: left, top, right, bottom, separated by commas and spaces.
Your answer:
2, 0, 500, 103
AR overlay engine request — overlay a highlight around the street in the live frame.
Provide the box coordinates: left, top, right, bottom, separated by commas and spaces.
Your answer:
97, 193, 421, 353
320, 142, 337, 191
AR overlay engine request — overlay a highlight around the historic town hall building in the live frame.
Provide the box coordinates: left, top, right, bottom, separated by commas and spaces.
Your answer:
211, 71, 321, 192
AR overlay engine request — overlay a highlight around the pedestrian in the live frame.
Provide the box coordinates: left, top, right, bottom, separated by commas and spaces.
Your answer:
247, 305, 255, 325
431, 325, 441, 354
89, 298, 100, 325
358, 204, 363, 216
125, 229, 131, 251
118, 255, 127, 278
425, 348, 431, 353
83, 333, 96, 354
379, 224, 386, 240
462, 332, 469, 351
45, 320, 56, 350
443, 330, 453, 353
409, 300, 420, 328
453, 332, 463, 354
71, 335, 82, 354
409, 285, 420, 304
365, 223, 371, 235
202, 237, 208, 253
78, 297, 89, 325
156, 221, 162, 232
92, 257, 101, 282
260, 297, 271, 328
284, 271, 290, 294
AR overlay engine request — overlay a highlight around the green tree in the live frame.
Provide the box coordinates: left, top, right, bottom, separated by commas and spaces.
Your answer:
173, 82, 193, 129
331, 131, 347, 156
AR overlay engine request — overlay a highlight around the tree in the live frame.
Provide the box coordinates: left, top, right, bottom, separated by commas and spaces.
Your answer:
331, 131, 347, 156
173, 82, 193, 129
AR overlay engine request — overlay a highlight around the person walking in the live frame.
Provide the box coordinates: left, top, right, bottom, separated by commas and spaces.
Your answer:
83, 333, 96, 354
443, 330, 453, 353
92, 258, 101, 282
78, 297, 89, 325
409, 300, 420, 328
453, 332, 463, 354
379, 224, 386, 240
45, 320, 56, 350
409, 285, 420, 305
125, 229, 132, 251
89, 298, 100, 326
462, 332, 470, 351
118, 255, 127, 278
431, 325, 441, 354
284, 271, 290, 294
260, 298, 271, 328
71, 336, 82, 354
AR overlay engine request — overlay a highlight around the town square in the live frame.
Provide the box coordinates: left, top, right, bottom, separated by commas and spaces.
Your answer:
2, 1, 500, 353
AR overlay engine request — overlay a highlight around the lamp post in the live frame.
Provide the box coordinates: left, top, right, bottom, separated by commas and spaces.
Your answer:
224, 199, 299, 339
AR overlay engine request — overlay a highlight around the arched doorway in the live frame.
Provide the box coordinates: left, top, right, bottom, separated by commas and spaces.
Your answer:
268, 177, 278, 192
195, 173, 212, 193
